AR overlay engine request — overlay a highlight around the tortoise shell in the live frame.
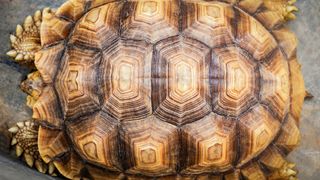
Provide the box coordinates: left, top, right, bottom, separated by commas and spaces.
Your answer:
31, 0, 305, 179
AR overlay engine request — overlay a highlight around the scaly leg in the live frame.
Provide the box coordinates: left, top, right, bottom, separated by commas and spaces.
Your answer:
8, 120, 56, 175
7, 10, 43, 64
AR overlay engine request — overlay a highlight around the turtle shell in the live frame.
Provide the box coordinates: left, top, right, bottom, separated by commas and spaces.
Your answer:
33, 0, 305, 179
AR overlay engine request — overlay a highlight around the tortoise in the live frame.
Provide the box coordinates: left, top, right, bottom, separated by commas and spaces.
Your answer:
5, 0, 307, 179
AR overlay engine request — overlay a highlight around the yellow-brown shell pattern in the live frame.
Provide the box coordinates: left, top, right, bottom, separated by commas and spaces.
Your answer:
28, 0, 305, 179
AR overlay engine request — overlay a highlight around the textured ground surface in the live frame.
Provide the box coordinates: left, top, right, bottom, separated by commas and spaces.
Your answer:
0, 152, 60, 180
0, 0, 319, 179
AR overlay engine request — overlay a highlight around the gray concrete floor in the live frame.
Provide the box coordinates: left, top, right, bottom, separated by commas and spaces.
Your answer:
285, 1, 320, 179
0, 0, 319, 179
0, 152, 59, 180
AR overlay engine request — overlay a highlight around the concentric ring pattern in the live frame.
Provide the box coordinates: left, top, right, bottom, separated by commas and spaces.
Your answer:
33, 0, 304, 179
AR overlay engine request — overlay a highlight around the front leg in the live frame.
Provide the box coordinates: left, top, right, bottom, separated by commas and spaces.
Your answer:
6, 10, 43, 64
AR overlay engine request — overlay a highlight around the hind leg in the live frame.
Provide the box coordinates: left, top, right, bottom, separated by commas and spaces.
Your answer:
8, 120, 56, 175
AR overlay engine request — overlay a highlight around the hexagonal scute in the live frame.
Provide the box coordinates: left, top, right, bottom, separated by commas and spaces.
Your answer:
152, 37, 211, 125
236, 9, 277, 60
102, 40, 152, 121
67, 111, 121, 171
122, 0, 179, 43
121, 116, 179, 176
212, 46, 258, 116
238, 105, 281, 166
69, 2, 123, 49
260, 49, 290, 121
181, 113, 236, 174
182, 1, 235, 48
55, 47, 101, 120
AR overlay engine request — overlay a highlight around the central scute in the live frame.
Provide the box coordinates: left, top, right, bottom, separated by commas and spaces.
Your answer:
152, 37, 211, 125
117, 62, 134, 93
172, 60, 197, 95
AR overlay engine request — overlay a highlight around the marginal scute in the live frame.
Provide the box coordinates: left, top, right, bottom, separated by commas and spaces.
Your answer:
56, 0, 87, 21
121, 116, 179, 176
238, 0, 263, 14
182, 1, 235, 48
236, 9, 277, 60
55, 47, 101, 120
255, 10, 284, 30
222, 0, 237, 4
152, 37, 211, 125
196, 174, 222, 180
238, 105, 281, 166
241, 162, 266, 180
275, 115, 301, 154
102, 40, 152, 121
53, 151, 85, 179
181, 113, 236, 174
224, 170, 241, 180
89, 0, 116, 9
38, 126, 69, 163
67, 111, 121, 171
33, 86, 63, 127
259, 145, 286, 170
41, 8, 72, 46
86, 165, 124, 180
212, 46, 258, 116
122, 0, 179, 43
34, 43, 64, 83
273, 27, 298, 59
70, 2, 122, 49
127, 175, 163, 180
260, 49, 290, 120
289, 58, 306, 122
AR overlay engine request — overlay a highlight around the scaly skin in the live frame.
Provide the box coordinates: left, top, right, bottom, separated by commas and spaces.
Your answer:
20, 71, 44, 108
6, 10, 42, 64
8, 120, 56, 175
